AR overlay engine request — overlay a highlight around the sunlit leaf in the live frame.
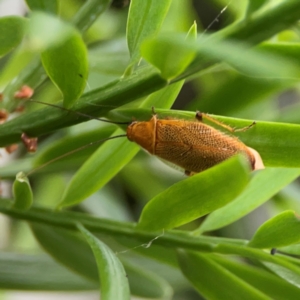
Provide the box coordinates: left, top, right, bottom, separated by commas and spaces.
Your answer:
127, 0, 172, 64
41, 30, 88, 108
249, 210, 300, 248
178, 250, 270, 300
25, 0, 59, 14
199, 168, 300, 233
138, 155, 250, 231
78, 224, 130, 300
0, 16, 26, 58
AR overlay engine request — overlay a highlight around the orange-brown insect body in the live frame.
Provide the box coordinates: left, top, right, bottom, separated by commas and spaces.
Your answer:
127, 115, 256, 174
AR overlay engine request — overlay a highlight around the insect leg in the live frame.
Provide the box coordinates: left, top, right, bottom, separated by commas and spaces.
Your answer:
232, 121, 256, 132
196, 111, 255, 133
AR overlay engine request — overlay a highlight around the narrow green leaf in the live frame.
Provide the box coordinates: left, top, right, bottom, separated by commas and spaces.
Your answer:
199, 168, 300, 233
123, 260, 173, 299
27, 12, 74, 51
279, 244, 300, 256
186, 21, 197, 40
0, 48, 37, 89
258, 42, 300, 66
12, 172, 33, 210
196, 73, 292, 116
262, 262, 300, 289
177, 250, 270, 300
249, 211, 300, 248
141, 34, 298, 80
141, 21, 198, 80
0, 66, 166, 147
140, 81, 184, 108
138, 21, 195, 107
33, 125, 116, 166
221, 1, 300, 45
41, 31, 88, 108
78, 224, 130, 300
4, 200, 297, 276
58, 130, 139, 209
246, 0, 268, 17
213, 243, 300, 280
127, 0, 172, 64
58, 66, 177, 209
31, 223, 99, 281
138, 155, 250, 231
0, 198, 214, 253
72, 0, 112, 32
141, 36, 196, 80
25, 0, 58, 14
30, 222, 173, 298
0, 16, 26, 58
0, 253, 97, 291
212, 254, 300, 300
0, 12, 76, 89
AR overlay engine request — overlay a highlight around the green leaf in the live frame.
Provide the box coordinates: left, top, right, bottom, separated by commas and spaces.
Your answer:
126, 0, 172, 64
30, 222, 173, 298
31, 223, 99, 281
58, 130, 139, 209
0, 66, 166, 146
193, 42, 300, 115
246, 0, 268, 17
25, 0, 59, 14
72, 0, 112, 32
0, 16, 26, 58
0, 198, 214, 253
33, 124, 116, 167
186, 21, 197, 40
141, 36, 196, 80
41, 30, 88, 108
249, 211, 300, 248
27, 12, 74, 51
212, 254, 300, 300
258, 43, 300, 66
177, 250, 270, 300
123, 260, 173, 299
213, 243, 300, 280
140, 22, 197, 80
138, 155, 250, 231
12, 172, 33, 210
142, 34, 298, 80
262, 262, 300, 289
0, 12, 76, 88
58, 65, 178, 209
0, 253, 97, 291
140, 81, 184, 108
77, 224, 130, 300
279, 244, 300, 256
221, 1, 300, 45
199, 168, 300, 233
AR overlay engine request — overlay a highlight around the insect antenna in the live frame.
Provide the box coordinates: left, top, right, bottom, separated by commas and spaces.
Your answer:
29, 100, 131, 125
26, 134, 127, 176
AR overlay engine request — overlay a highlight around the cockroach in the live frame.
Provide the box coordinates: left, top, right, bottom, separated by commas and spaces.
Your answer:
127, 110, 264, 175
27, 101, 264, 175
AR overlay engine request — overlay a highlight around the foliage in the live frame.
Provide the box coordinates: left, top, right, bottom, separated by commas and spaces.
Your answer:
0, 0, 300, 299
